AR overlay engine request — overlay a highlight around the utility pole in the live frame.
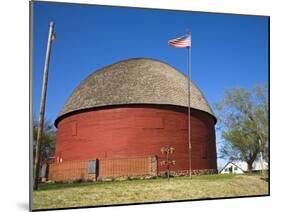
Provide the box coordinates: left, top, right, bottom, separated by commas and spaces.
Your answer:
33, 21, 55, 190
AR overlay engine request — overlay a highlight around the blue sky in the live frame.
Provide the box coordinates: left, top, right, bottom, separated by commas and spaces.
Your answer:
32, 2, 268, 169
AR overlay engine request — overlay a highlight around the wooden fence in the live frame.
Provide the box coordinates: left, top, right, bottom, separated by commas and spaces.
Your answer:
48, 156, 157, 182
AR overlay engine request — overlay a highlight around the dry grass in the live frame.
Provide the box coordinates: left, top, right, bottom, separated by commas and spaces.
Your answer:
33, 174, 268, 210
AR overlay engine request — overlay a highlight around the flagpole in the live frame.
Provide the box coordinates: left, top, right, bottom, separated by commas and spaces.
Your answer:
187, 32, 192, 179
168, 32, 192, 179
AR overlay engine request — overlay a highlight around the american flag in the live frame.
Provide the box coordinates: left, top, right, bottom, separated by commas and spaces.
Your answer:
168, 33, 191, 48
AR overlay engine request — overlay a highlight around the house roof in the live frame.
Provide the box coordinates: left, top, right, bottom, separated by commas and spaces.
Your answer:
55, 58, 216, 126
219, 161, 246, 173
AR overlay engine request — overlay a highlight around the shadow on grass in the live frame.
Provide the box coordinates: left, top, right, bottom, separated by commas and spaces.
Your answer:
37, 180, 117, 191
36, 174, 240, 191
37, 178, 156, 191
260, 177, 269, 182
191, 174, 237, 181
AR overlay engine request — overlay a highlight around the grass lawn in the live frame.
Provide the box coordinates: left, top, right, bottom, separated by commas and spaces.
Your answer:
33, 174, 268, 210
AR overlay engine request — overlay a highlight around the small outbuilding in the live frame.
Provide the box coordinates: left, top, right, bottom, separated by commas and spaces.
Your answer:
220, 160, 268, 174
219, 162, 245, 174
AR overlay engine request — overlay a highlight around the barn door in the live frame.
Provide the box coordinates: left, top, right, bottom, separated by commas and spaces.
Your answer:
88, 159, 99, 179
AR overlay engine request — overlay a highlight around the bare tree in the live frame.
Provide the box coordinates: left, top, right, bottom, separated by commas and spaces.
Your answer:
33, 119, 56, 165
215, 84, 268, 171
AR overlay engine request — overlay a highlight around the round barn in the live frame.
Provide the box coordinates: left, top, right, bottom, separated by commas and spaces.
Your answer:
50, 58, 217, 181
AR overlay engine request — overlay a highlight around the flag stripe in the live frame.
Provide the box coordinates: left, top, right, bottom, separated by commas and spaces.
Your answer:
168, 34, 191, 48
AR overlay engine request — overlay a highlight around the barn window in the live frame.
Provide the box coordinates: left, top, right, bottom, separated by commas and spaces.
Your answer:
234, 167, 238, 171
71, 121, 77, 136
88, 160, 97, 174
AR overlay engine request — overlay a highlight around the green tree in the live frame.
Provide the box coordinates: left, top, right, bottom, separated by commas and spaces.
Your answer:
215, 84, 268, 171
33, 119, 56, 164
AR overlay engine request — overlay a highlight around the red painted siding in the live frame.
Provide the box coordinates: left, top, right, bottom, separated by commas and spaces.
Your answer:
55, 105, 217, 175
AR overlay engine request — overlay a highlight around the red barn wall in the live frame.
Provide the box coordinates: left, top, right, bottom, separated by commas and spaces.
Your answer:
55, 105, 217, 175
49, 156, 157, 181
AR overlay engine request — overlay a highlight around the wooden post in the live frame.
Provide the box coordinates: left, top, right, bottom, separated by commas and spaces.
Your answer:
166, 148, 170, 180
33, 21, 55, 190
259, 139, 265, 178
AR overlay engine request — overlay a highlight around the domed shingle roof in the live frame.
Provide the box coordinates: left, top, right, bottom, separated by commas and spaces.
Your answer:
56, 58, 215, 125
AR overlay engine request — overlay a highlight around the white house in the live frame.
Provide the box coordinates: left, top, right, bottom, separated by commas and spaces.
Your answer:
220, 160, 268, 174
220, 162, 245, 174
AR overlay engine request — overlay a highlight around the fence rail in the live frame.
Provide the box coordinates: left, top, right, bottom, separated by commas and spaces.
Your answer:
49, 156, 157, 181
